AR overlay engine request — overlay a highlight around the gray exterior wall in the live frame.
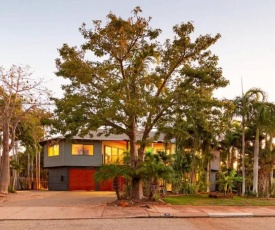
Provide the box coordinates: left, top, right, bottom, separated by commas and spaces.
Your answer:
210, 149, 220, 171
210, 171, 217, 192
44, 140, 103, 168
48, 167, 68, 191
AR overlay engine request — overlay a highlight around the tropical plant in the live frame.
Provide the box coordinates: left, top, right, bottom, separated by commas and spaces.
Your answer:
233, 88, 267, 195
217, 169, 242, 195
94, 163, 131, 200
137, 150, 173, 200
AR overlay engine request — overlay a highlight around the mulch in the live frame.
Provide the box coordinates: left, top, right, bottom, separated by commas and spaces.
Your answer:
106, 198, 166, 207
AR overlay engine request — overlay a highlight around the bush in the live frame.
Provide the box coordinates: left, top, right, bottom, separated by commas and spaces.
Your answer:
180, 182, 197, 194
245, 190, 257, 197
270, 184, 275, 198
8, 185, 16, 193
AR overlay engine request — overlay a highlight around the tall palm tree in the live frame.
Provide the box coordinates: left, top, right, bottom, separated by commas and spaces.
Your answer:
234, 88, 266, 196
256, 102, 275, 196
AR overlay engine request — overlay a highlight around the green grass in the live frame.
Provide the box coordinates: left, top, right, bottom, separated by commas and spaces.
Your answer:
162, 194, 275, 206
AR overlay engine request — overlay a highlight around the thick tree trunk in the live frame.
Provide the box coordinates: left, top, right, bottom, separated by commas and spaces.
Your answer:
113, 176, 120, 200
148, 178, 158, 201
132, 176, 143, 200
253, 128, 260, 195
258, 168, 269, 197
129, 119, 143, 200
0, 122, 10, 194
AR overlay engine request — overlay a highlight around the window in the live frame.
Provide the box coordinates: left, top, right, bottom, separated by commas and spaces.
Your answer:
48, 144, 59, 156
72, 144, 94, 156
105, 146, 125, 164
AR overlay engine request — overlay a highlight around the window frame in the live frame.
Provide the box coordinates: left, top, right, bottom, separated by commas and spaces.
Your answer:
104, 145, 125, 164
48, 144, 59, 157
72, 144, 94, 156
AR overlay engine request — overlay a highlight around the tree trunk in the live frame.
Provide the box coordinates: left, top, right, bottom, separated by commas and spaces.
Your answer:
0, 134, 2, 178
206, 160, 210, 193
258, 168, 269, 197
129, 118, 143, 200
148, 178, 158, 201
241, 116, 246, 196
36, 152, 40, 189
0, 122, 10, 194
38, 151, 40, 189
31, 157, 34, 189
113, 176, 120, 200
132, 176, 143, 200
253, 128, 260, 195
27, 152, 31, 189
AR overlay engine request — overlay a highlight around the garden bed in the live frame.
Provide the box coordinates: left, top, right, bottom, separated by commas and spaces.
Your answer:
209, 192, 234, 198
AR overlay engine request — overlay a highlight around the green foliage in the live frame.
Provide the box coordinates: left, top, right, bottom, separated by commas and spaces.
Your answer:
10, 159, 21, 171
270, 184, 275, 198
217, 169, 242, 195
52, 7, 229, 199
95, 163, 131, 200
137, 150, 174, 200
244, 190, 257, 197
163, 194, 275, 206
180, 182, 197, 194
8, 185, 16, 193
52, 6, 228, 152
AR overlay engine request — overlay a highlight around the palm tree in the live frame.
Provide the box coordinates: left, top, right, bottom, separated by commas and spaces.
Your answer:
94, 163, 130, 200
234, 88, 266, 196
137, 150, 173, 200
256, 102, 275, 197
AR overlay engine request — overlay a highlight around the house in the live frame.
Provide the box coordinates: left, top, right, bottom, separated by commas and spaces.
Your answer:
41, 130, 175, 191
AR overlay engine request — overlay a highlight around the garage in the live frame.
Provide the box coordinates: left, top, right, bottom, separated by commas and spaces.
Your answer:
69, 168, 96, 191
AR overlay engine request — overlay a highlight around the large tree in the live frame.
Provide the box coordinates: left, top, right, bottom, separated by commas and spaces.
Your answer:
52, 7, 228, 199
0, 65, 49, 194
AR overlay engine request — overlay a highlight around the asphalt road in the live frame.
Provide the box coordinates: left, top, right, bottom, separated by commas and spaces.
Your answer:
1, 218, 275, 230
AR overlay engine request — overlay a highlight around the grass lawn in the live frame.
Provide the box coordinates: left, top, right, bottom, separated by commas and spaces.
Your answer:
162, 194, 275, 206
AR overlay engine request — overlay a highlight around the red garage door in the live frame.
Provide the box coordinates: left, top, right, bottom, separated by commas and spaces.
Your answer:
69, 169, 96, 191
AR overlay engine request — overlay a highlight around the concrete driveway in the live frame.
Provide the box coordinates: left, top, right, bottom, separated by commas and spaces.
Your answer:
0, 190, 117, 207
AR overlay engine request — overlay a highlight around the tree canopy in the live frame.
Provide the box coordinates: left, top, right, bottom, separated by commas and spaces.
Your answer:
52, 7, 229, 199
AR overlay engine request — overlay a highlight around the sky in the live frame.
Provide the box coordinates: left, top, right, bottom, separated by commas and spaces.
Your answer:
1, 0, 275, 101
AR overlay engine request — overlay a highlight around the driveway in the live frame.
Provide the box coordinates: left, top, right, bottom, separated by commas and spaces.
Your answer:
0, 190, 116, 207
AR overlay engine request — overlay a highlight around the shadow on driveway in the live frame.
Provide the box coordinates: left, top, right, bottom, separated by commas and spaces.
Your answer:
0, 190, 117, 207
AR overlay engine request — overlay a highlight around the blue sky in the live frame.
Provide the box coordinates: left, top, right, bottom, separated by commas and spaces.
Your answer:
1, 0, 275, 101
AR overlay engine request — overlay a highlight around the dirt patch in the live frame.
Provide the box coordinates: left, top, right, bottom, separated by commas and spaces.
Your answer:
209, 192, 234, 198
106, 198, 166, 207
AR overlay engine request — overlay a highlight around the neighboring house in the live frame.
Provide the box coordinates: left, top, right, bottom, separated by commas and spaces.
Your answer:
41, 130, 175, 191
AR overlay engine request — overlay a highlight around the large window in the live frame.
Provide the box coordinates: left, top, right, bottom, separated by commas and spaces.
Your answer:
105, 146, 124, 164
48, 144, 59, 157
72, 144, 94, 156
